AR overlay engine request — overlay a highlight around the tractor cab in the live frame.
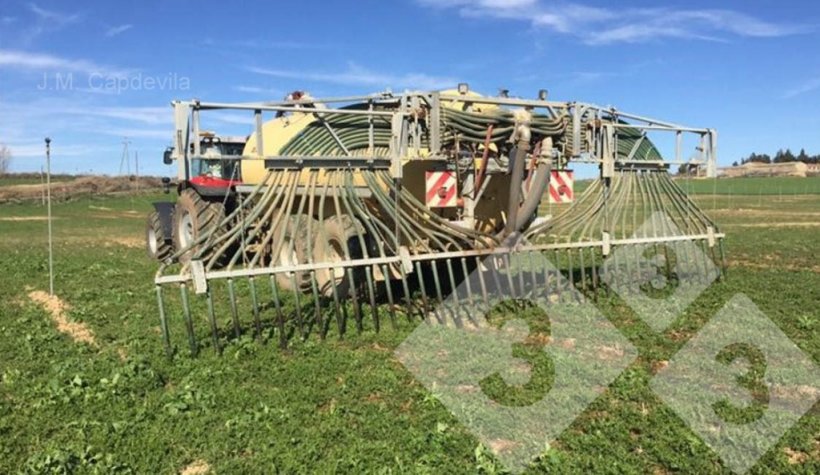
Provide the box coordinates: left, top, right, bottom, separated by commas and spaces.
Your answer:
187, 134, 246, 194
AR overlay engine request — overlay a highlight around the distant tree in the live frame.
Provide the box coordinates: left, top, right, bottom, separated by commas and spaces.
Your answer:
786, 149, 796, 162
774, 149, 796, 163
0, 144, 10, 175
744, 152, 770, 164
797, 148, 810, 163
732, 160, 739, 167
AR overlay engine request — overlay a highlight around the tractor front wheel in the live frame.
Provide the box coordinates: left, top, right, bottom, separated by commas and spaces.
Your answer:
172, 189, 225, 264
145, 211, 172, 261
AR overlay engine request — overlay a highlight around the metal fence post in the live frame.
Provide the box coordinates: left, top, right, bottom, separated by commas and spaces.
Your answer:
45, 137, 54, 296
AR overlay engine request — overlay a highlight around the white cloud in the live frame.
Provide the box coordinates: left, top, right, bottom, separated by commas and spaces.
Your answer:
417, 1, 806, 45
203, 38, 331, 50
207, 112, 256, 126
2, 142, 100, 158
97, 127, 170, 139
233, 85, 282, 96
247, 63, 457, 90
0, 49, 130, 77
783, 77, 820, 99
21, 3, 82, 43
105, 24, 133, 37
28, 2, 80, 24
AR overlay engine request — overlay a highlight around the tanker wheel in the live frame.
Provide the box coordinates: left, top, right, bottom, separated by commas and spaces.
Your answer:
172, 189, 226, 264
272, 215, 316, 293
145, 211, 171, 261
313, 216, 366, 298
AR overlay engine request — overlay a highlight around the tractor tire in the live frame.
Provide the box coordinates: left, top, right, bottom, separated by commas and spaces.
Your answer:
172, 189, 226, 264
313, 215, 366, 298
271, 215, 316, 293
145, 211, 172, 261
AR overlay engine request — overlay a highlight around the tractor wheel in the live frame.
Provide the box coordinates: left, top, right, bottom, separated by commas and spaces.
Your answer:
172, 189, 225, 264
313, 216, 366, 298
145, 211, 171, 261
271, 215, 316, 293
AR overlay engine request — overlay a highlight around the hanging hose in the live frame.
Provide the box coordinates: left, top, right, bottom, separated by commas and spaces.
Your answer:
502, 111, 547, 238
152, 93, 726, 356
503, 142, 528, 237
513, 159, 551, 233
474, 124, 494, 197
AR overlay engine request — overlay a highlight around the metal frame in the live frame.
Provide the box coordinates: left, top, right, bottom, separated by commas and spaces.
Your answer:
154, 88, 725, 355
169, 90, 718, 180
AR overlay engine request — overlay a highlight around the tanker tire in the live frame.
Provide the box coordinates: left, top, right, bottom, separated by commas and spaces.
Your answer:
272, 215, 316, 294
313, 216, 366, 298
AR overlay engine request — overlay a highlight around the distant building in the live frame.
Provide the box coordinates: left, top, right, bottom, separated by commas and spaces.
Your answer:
718, 161, 810, 178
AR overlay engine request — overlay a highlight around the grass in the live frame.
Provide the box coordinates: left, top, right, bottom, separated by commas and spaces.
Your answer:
677, 176, 820, 195
0, 180, 818, 473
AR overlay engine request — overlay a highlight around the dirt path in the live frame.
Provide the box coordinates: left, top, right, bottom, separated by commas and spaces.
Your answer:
28, 290, 97, 346
0, 216, 58, 221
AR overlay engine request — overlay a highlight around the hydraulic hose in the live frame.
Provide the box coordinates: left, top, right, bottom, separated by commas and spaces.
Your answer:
504, 143, 528, 237
513, 159, 551, 232
502, 114, 532, 238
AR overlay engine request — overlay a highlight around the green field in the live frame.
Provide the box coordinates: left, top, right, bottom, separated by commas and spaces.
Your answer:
0, 180, 817, 473
678, 176, 820, 195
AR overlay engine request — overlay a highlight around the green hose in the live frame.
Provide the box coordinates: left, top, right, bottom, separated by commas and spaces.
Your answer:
278, 101, 662, 162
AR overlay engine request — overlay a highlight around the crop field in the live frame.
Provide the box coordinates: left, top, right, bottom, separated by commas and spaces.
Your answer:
0, 178, 818, 474
679, 176, 820, 196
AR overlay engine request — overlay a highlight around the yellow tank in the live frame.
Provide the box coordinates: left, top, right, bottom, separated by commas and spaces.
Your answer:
238, 90, 509, 234
239, 89, 499, 185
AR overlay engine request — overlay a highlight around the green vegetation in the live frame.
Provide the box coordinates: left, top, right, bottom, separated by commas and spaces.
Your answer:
736, 148, 820, 166
677, 176, 820, 195
0, 182, 817, 473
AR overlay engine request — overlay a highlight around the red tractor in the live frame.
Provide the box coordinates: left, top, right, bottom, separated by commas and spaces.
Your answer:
145, 133, 246, 262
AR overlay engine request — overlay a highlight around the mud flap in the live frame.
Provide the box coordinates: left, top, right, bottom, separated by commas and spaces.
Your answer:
152, 202, 175, 241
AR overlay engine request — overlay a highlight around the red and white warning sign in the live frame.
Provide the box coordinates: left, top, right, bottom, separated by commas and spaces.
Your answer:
425, 171, 458, 208
549, 170, 574, 204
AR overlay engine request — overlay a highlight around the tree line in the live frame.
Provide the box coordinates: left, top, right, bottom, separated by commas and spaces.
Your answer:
733, 149, 819, 167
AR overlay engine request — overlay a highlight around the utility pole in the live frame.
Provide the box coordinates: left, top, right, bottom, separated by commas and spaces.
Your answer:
45, 138, 54, 296
135, 150, 140, 193
119, 137, 131, 176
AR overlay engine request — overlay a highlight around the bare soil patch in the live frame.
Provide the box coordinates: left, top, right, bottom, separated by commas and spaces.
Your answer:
0, 216, 59, 221
28, 290, 97, 346
179, 460, 210, 475
488, 439, 519, 453
105, 236, 144, 248
783, 447, 808, 465
729, 258, 820, 273
0, 176, 162, 203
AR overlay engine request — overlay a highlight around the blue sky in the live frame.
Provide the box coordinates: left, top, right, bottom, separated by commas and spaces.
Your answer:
1, 0, 818, 176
